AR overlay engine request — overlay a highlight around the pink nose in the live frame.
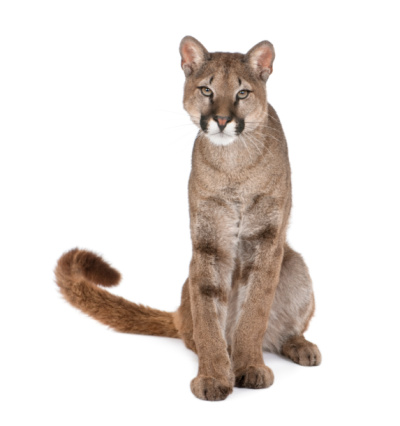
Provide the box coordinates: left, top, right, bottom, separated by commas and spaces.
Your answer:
213, 115, 232, 131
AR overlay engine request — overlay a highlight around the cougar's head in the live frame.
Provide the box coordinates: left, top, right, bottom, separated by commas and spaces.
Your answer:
179, 36, 275, 146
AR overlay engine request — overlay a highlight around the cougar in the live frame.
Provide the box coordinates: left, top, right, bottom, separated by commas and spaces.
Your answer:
55, 36, 321, 401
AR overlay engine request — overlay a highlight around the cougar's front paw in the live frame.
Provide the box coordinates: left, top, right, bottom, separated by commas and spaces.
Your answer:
190, 375, 233, 401
234, 365, 274, 389
281, 336, 322, 366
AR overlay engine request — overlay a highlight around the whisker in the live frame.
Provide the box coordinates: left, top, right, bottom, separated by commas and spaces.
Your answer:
157, 109, 200, 118
245, 114, 279, 124
267, 113, 281, 124
163, 123, 198, 131
252, 130, 282, 144
245, 123, 280, 131
238, 134, 253, 160
245, 131, 274, 157
245, 123, 281, 134
243, 133, 263, 156
244, 123, 283, 143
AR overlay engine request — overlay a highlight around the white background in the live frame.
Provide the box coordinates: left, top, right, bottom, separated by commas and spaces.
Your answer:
1, 0, 399, 424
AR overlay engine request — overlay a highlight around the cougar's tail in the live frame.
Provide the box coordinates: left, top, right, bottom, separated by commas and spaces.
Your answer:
54, 248, 179, 338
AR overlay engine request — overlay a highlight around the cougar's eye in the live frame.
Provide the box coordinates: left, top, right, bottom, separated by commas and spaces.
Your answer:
200, 87, 213, 97
237, 90, 249, 99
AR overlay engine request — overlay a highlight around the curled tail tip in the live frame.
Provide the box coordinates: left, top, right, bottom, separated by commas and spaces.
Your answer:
55, 248, 121, 287
54, 248, 180, 338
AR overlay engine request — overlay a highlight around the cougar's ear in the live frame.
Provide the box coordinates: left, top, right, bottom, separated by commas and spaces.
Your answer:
245, 41, 275, 82
179, 36, 210, 77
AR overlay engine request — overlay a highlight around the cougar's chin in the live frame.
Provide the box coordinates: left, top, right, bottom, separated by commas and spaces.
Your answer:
206, 132, 237, 146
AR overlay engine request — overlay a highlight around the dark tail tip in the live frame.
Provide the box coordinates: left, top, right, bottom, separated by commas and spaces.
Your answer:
57, 248, 121, 287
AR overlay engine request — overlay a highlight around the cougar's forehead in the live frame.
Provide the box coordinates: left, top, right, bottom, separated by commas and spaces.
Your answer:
195, 52, 257, 88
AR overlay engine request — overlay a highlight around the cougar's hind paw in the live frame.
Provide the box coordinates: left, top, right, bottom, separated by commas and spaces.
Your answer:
281, 335, 322, 366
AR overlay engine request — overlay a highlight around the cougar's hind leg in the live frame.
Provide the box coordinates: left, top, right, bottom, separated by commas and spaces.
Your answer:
263, 244, 321, 366
281, 334, 321, 366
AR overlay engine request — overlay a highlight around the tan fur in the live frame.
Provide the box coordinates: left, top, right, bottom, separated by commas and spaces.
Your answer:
54, 37, 321, 401
55, 249, 179, 337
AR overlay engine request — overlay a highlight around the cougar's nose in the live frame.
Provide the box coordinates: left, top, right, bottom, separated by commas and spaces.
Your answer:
213, 115, 232, 131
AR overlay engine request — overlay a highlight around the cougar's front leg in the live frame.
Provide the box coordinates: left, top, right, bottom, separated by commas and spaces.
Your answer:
232, 196, 287, 389
188, 198, 237, 401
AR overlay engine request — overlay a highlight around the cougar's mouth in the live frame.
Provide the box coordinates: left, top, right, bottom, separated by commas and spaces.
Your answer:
199, 115, 245, 146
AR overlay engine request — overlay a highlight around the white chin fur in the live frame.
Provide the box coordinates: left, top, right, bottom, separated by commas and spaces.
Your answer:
206, 121, 237, 146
